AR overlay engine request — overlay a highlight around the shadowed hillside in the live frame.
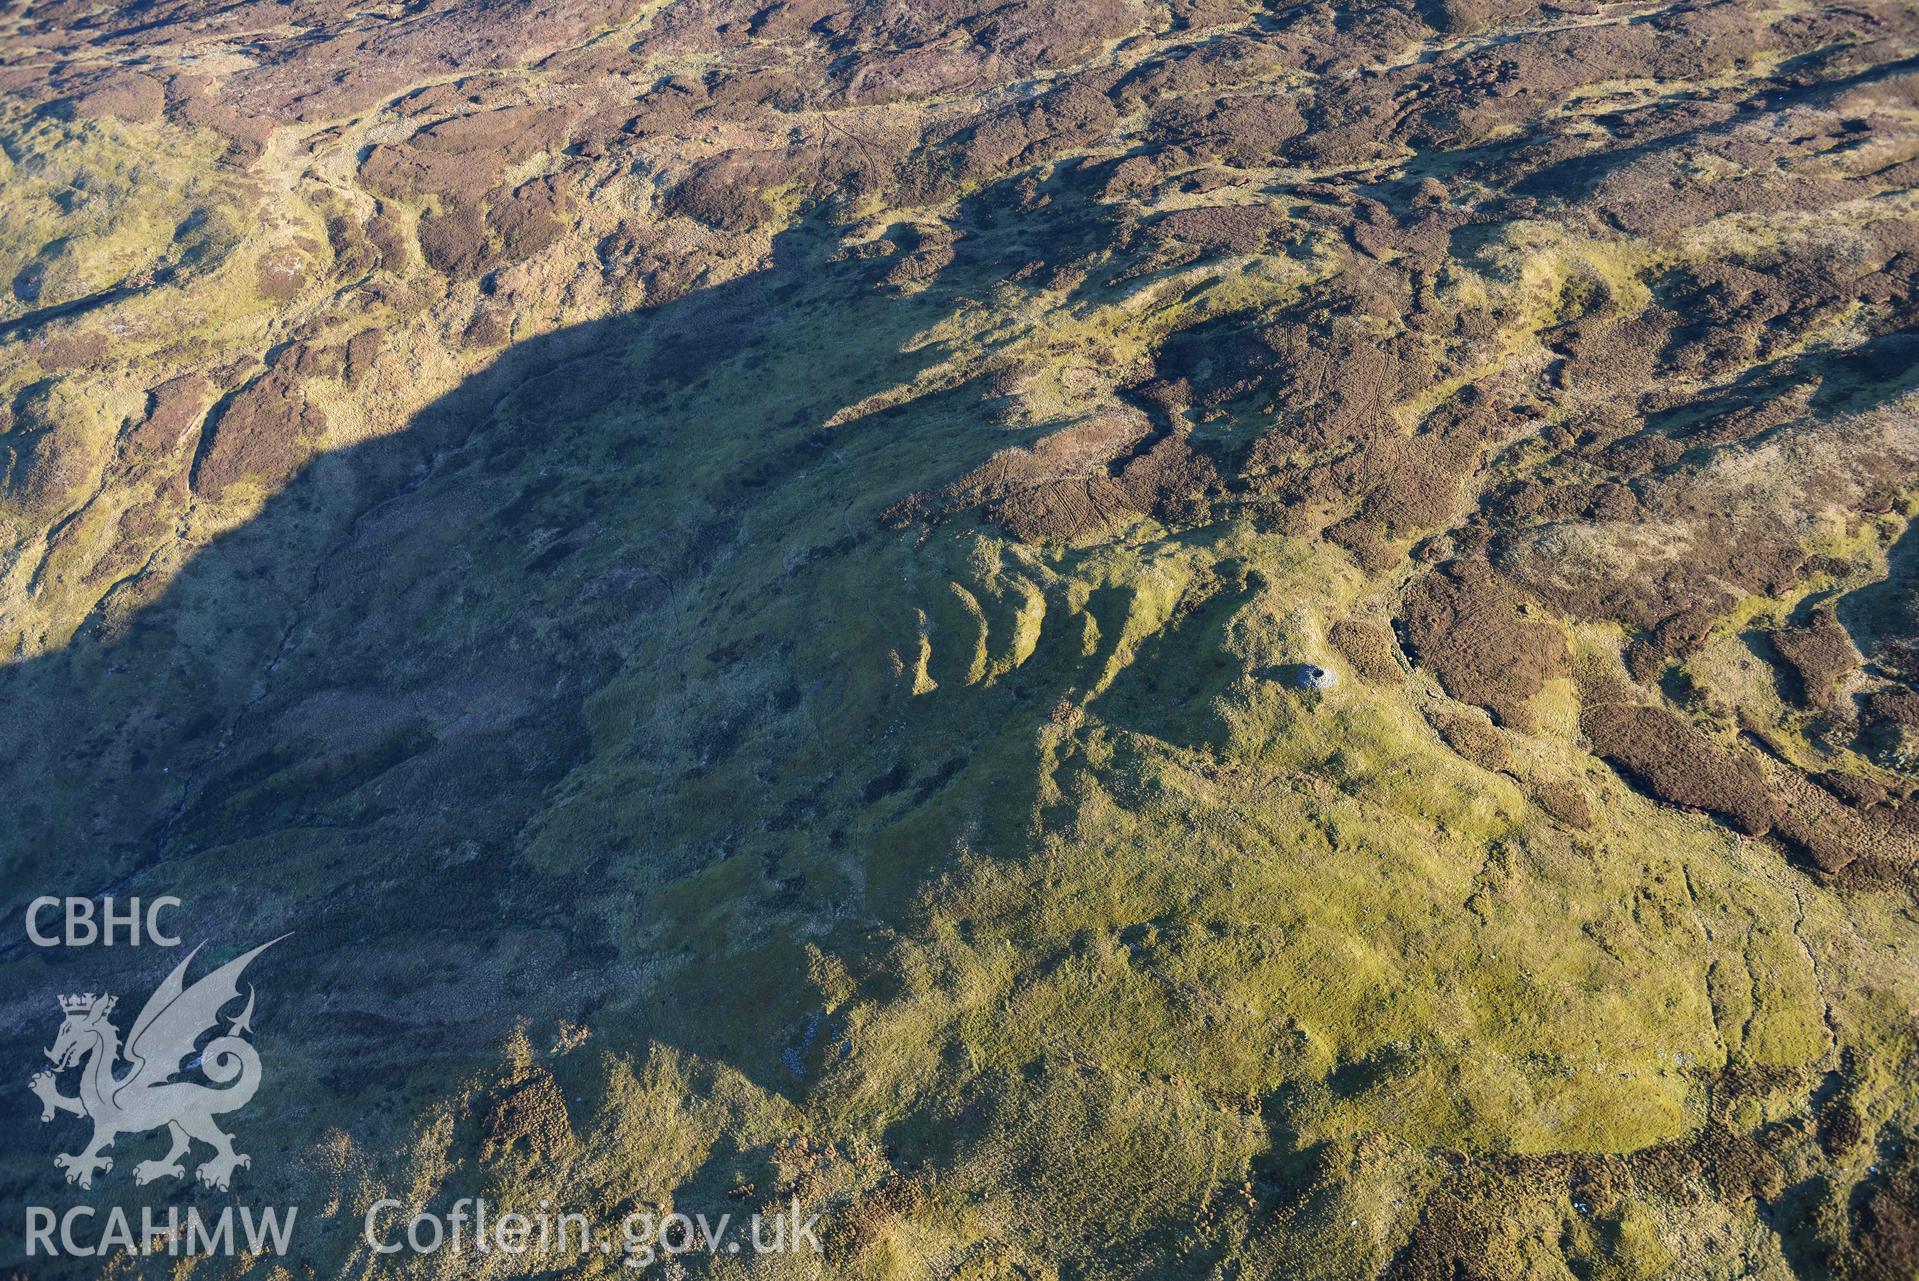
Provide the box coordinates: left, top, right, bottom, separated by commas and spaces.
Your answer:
5, 0, 1919, 1276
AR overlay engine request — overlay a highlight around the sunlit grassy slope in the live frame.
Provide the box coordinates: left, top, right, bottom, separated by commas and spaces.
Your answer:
4, 4, 1919, 1278
1, 197, 1890, 1280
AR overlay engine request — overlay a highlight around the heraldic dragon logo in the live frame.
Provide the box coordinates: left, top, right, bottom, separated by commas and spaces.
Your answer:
29, 938, 282, 1191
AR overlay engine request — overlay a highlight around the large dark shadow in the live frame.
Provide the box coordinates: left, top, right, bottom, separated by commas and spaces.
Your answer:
0, 195, 1089, 1266
1839, 517, 1919, 674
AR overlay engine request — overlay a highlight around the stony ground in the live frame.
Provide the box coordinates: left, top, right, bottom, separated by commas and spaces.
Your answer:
4, 0, 1919, 1276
